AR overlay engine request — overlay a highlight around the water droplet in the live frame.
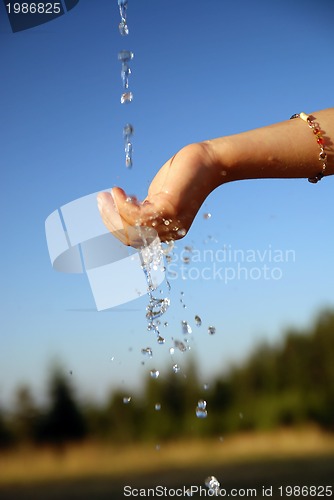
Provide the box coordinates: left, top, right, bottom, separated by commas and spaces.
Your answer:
150, 369, 160, 379
162, 241, 174, 255
203, 213, 211, 220
197, 399, 207, 409
123, 396, 131, 404
157, 335, 165, 345
118, 20, 129, 36
163, 321, 168, 327
172, 364, 180, 373
208, 326, 216, 335
155, 403, 161, 411
174, 340, 187, 352
118, 50, 134, 63
184, 245, 193, 252
155, 444, 161, 451
182, 256, 191, 264
177, 228, 187, 237
163, 219, 170, 226
169, 347, 175, 355
141, 347, 153, 358
195, 315, 202, 327
181, 320, 192, 335
118, 0, 129, 35
146, 297, 170, 320
205, 476, 220, 492
123, 123, 134, 137
203, 383, 210, 390
196, 407, 207, 418
121, 92, 133, 104
239, 412, 244, 419
111, 357, 115, 362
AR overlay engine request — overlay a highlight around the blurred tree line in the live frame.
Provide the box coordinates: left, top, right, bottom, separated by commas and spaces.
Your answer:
1, 309, 333, 449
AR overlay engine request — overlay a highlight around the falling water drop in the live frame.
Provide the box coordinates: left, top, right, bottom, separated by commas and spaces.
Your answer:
208, 326, 216, 335
196, 407, 207, 419
155, 403, 161, 411
123, 123, 134, 168
150, 369, 160, 379
146, 297, 170, 321
181, 320, 192, 335
195, 315, 202, 327
203, 213, 212, 220
174, 340, 187, 352
172, 364, 180, 374
196, 399, 208, 418
205, 476, 220, 492
118, 51, 134, 90
123, 396, 131, 404
141, 347, 153, 358
118, 0, 129, 35
118, 49, 134, 62
121, 92, 133, 104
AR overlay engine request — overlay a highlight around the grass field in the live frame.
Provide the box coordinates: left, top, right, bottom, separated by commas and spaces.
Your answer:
1, 426, 334, 485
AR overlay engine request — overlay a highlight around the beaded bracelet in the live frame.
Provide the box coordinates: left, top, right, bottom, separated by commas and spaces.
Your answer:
290, 112, 327, 183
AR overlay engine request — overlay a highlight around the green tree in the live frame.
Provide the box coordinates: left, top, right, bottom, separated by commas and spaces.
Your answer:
38, 368, 87, 446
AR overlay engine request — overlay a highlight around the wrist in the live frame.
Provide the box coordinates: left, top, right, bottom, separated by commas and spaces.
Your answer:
202, 137, 237, 188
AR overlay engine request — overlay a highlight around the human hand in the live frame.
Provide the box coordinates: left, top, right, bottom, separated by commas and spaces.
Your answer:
97, 142, 217, 246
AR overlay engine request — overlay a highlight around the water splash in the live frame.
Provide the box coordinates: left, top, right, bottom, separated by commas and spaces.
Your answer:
140, 235, 170, 345
118, 0, 129, 35
146, 297, 170, 321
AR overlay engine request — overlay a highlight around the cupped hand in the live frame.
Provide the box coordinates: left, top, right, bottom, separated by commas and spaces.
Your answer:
97, 142, 217, 246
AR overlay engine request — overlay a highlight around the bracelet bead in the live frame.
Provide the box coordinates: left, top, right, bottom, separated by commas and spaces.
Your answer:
290, 112, 327, 183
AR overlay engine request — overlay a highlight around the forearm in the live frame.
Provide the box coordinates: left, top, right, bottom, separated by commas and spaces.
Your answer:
208, 108, 334, 187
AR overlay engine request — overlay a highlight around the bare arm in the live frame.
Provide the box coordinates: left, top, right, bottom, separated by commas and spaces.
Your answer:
208, 108, 334, 185
97, 108, 334, 244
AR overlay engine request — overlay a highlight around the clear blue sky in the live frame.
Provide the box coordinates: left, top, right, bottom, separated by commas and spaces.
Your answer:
1, 0, 334, 408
